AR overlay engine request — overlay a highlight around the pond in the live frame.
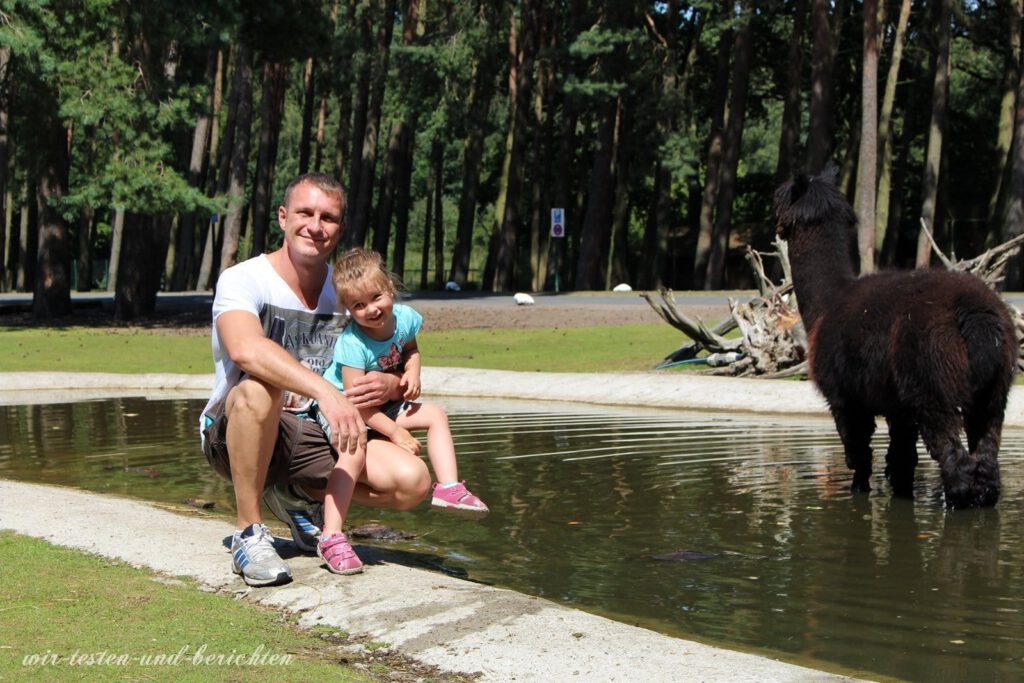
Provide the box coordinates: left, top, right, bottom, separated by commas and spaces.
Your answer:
2, 396, 1023, 681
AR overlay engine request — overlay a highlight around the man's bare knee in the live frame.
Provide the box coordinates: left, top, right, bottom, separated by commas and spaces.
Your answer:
226, 378, 282, 423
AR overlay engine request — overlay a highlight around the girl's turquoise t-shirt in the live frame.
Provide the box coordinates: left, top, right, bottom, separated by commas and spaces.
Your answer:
324, 303, 423, 391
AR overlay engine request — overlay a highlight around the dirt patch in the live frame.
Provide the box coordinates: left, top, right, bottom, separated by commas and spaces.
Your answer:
1, 295, 729, 335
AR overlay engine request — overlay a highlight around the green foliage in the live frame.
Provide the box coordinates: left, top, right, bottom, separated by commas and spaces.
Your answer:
5, 0, 1024, 297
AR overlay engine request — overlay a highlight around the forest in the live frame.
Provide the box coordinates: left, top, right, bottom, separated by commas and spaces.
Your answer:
2, 0, 1024, 319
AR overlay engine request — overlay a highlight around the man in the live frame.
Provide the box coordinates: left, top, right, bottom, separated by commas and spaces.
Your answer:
200, 172, 431, 586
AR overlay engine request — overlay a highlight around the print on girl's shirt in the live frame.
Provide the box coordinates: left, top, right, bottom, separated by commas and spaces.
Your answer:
377, 341, 404, 371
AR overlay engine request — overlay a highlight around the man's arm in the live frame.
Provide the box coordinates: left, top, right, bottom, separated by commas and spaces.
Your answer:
217, 310, 366, 455
341, 365, 421, 455
344, 369, 403, 407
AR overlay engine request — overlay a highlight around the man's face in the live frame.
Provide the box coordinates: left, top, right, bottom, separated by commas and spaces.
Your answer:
277, 181, 344, 263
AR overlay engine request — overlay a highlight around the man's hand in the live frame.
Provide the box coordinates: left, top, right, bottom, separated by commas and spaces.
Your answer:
401, 370, 421, 401
315, 388, 366, 455
390, 426, 421, 455
345, 371, 401, 408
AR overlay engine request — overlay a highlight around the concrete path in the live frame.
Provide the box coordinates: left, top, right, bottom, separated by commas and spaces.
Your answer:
0, 369, 912, 681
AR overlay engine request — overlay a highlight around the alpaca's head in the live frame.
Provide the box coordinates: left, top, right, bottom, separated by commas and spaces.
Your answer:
773, 165, 856, 241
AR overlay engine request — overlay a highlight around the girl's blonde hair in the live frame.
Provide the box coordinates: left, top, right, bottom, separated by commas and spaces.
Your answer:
332, 248, 404, 302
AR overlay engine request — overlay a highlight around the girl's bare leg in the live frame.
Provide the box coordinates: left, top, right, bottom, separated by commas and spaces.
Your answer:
396, 403, 457, 482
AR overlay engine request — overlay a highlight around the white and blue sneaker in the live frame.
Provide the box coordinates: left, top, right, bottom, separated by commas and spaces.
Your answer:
230, 523, 291, 587
262, 484, 323, 553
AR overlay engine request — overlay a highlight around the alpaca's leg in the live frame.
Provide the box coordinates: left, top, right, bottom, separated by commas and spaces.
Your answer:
883, 416, 918, 498
919, 414, 997, 508
833, 408, 875, 493
961, 407, 1004, 508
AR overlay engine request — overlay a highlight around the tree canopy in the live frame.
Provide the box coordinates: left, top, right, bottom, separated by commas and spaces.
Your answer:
3, 0, 1023, 318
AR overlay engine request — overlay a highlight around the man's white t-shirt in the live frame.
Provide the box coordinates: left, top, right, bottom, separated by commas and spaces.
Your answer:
199, 254, 347, 442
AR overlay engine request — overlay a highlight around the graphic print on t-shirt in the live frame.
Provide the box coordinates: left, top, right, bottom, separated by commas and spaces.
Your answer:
377, 342, 404, 372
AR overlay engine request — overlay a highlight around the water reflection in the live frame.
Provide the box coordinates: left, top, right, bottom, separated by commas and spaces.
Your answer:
2, 397, 1024, 681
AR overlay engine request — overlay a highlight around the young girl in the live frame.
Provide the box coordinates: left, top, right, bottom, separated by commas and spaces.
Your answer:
315, 248, 488, 574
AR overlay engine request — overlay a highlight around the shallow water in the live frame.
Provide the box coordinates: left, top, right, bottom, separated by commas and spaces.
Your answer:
3, 396, 1024, 681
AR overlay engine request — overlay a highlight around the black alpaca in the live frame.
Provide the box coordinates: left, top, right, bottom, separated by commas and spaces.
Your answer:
773, 169, 1017, 508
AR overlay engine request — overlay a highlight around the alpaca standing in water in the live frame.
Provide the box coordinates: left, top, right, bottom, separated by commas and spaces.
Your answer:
773, 168, 1017, 508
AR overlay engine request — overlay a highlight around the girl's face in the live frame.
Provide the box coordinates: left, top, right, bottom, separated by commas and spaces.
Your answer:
342, 277, 395, 338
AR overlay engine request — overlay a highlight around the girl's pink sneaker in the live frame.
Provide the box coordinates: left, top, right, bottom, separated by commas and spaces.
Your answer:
317, 532, 364, 575
431, 481, 489, 517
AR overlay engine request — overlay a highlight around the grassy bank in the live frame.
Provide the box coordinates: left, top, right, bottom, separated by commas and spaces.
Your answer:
0, 531, 376, 682
0, 324, 685, 374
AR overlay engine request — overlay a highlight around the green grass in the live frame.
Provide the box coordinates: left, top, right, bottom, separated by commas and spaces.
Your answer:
0, 531, 374, 682
0, 324, 686, 374
0, 328, 212, 374
419, 324, 683, 372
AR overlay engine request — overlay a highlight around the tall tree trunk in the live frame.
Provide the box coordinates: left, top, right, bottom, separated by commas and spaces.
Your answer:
574, 96, 619, 291
915, 0, 952, 269
692, 13, 733, 288
705, 5, 754, 290
607, 147, 631, 289
250, 62, 288, 258
17, 183, 37, 292
346, 2, 372, 221
856, 0, 879, 273
641, 0, 698, 290
373, 123, 402, 259
375, 0, 421, 262
775, 0, 808, 185
298, 57, 316, 174
0, 46, 10, 292
390, 124, 413, 281
33, 117, 72, 317
1002, 0, 1024, 288
432, 141, 445, 288
449, 63, 495, 285
494, 2, 537, 291
529, 71, 552, 292
76, 206, 94, 291
171, 46, 217, 291
218, 42, 254, 275
106, 208, 124, 292
315, 92, 328, 172
988, 0, 1023, 244
114, 214, 166, 319
546, 84, 578, 292
347, 0, 396, 248
195, 47, 228, 290
528, 8, 553, 292
419, 164, 433, 290
5, 187, 16, 291
875, 0, 911, 255
806, 0, 837, 173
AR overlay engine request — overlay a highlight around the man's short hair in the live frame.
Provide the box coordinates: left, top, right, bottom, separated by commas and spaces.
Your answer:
282, 172, 346, 211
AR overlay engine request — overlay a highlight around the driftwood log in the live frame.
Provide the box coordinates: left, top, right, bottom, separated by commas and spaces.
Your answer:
645, 231, 1024, 376
920, 220, 1024, 372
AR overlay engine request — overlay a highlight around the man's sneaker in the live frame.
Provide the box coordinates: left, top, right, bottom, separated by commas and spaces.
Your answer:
317, 532, 364, 575
262, 483, 323, 553
230, 523, 292, 587
431, 482, 489, 517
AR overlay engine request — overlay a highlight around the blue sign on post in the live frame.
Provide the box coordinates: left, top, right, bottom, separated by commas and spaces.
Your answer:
550, 208, 565, 238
